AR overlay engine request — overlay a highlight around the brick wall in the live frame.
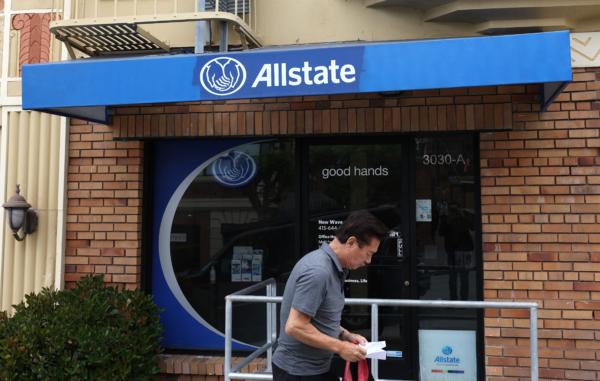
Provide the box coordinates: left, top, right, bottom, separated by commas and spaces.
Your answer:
65, 71, 600, 380
110, 88, 516, 139
157, 355, 265, 381
66, 120, 143, 289
481, 68, 600, 381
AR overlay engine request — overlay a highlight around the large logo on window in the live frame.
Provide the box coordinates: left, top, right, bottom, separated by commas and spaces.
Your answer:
200, 57, 247, 96
211, 151, 257, 187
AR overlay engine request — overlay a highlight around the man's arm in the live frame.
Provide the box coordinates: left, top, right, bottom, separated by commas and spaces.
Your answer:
339, 326, 367, 345
285, 307, 366, 362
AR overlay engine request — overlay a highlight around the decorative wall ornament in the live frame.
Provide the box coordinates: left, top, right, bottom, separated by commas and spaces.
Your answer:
571, 32, 600, 68
12, 13, 52, 76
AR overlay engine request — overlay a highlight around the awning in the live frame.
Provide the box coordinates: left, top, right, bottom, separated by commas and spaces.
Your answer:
23, 31, 572, 124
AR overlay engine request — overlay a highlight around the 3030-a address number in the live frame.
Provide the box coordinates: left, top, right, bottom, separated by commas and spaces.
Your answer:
422, 154, 467, 166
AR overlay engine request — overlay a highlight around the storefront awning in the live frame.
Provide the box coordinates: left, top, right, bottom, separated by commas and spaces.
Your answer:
23, 31, 572, 124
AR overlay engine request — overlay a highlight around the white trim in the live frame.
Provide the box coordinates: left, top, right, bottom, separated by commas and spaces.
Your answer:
4, 9, 64, 15
54, 0, 71, 291
0, 105, 21, 305
2, 0, 12, 103
54, 115, 67, 290
0, 97, 23, 106
0, 107, 10, 305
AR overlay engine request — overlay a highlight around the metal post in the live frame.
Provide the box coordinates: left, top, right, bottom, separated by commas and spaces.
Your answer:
252, 0, 256, 30
530, 306, 538, 381
195, 0, 206, 54
225, 297, 233, 381
113, 0, 117, 18
370, 303, 379, 380
243, 0, 246, 20
220, 20, 228, 52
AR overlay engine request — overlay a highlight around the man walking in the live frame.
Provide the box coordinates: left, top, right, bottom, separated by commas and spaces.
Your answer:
272, 211, 388, 381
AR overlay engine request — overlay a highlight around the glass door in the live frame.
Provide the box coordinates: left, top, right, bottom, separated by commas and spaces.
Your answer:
305, 140, 414, 380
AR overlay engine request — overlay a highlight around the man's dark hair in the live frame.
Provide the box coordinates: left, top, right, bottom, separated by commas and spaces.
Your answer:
335, 211, 388, 246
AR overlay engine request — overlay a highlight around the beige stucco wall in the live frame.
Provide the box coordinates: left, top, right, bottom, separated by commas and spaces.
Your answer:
254, 0, 474, 45
0, 0, 67, 311
0, 111, 64, 312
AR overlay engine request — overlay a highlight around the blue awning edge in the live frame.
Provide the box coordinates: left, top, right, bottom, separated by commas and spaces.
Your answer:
23, 31, 572, 124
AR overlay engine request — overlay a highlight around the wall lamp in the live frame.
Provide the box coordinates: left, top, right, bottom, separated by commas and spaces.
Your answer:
2, 184, 37, 241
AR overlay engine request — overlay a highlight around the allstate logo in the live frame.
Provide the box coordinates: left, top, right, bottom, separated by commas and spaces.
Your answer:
211, 151, 257, 187
442, 346, 453, 356
200, 57, 246, 96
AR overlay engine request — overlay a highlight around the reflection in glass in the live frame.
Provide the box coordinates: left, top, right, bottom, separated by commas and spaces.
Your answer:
170, 140, 296, 346
414, 135, 478, 330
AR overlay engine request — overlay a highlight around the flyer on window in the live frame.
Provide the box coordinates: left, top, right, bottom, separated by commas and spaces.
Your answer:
232, 246, 252, 282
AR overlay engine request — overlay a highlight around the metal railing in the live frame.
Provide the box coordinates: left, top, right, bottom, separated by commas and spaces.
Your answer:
51, 0, 256, 29
225, 278, 539, 381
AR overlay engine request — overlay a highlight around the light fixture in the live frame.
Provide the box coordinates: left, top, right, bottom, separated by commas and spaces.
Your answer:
3, 184, 37, 241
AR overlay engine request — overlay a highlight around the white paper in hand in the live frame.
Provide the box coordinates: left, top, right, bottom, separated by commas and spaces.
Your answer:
360, 341, 387, 360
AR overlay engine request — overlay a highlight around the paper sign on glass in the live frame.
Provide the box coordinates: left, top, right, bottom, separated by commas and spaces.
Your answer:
416, 199, 432, 222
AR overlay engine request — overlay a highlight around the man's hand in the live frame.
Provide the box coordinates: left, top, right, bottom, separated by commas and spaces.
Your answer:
337, 341, 367, 362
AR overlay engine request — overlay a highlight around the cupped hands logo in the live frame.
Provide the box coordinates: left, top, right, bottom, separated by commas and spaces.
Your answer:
211, 151, 257, 187
442, 346, 453, 356
200, 57, 246, 96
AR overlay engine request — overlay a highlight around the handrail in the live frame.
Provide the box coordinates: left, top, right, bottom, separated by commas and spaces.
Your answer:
225, 278, 278, 381
225, 280, 539, 381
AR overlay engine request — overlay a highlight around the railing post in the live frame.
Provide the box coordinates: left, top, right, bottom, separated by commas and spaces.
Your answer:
370, 303, 379, 381
266, 283, 274, 372
530, 305, 538, 381
225, 296, 233, 381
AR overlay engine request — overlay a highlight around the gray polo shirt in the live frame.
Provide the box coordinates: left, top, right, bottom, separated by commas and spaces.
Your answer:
272, 243, 347, 376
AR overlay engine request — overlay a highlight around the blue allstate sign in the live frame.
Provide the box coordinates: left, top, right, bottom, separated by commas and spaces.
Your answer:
211, 151, 257, 187
22, 31, 572, 123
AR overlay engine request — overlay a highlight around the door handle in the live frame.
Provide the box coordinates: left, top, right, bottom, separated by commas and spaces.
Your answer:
388, 230, 404, 260
397, 235, 404, 260
404, 280, 410, 287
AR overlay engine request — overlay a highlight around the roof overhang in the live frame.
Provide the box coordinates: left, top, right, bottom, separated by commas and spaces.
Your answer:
23, 31, 572, 124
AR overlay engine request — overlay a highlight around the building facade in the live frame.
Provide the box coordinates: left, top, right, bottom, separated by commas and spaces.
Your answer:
0, 0, 68, 313
15, 0, 600, 380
